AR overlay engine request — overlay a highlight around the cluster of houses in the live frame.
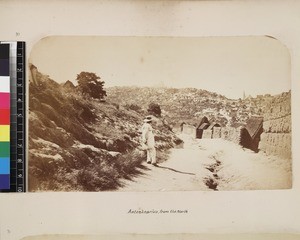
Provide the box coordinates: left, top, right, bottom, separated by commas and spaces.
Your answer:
173, 116, 264, 152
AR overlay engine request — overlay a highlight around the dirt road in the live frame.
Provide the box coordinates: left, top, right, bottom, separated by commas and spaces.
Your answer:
118, 134, 292, 191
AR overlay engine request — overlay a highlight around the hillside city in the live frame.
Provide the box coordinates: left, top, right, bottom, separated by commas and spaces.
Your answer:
106, 86, 291, 128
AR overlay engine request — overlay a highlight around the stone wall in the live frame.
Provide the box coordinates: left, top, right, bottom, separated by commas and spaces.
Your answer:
182, 124, 196, 138
202, 129, 212, 139
259, 92, 291, 159
263, 92, 291, 121
259, 132, 291, 159
220, 127, 241, 144
263, 115, 291, 133
201, 127, 239, 142
212, 127, 221, 138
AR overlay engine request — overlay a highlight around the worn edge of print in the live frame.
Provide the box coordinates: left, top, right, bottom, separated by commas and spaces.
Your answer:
19, 233, 300, 240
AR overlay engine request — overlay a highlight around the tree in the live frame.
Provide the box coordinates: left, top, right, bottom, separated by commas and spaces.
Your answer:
148, 103, 161, 117
76, 72, 107, 99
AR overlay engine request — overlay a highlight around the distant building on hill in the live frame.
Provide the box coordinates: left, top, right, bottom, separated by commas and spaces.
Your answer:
63, 80, 76, 90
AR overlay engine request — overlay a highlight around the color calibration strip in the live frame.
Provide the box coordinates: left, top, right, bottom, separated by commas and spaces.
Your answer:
0, 41, 26, 192
0, 43, 10, 190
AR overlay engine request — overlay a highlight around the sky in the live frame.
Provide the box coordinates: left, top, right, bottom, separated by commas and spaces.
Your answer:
29, 36, 291, 99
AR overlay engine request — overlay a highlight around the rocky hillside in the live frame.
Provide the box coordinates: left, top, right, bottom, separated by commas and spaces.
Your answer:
28, 68, 181, 191
106, 86, 291, 128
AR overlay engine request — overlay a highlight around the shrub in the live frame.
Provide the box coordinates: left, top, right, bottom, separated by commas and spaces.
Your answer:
148, 103, 161, 117
125, 104, 142, 113
114, 149, 145, 177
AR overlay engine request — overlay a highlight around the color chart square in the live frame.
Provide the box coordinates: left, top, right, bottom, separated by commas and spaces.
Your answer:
0, 76, 10, 92
0, 109, 10, 125
0, 92, 9, 109
0, 125, 10, 141
0, 174, 10, 189
0, 59, 9, 76
0, 158, 9, 174
0, 142, 9, 157
0, 44, 9, 59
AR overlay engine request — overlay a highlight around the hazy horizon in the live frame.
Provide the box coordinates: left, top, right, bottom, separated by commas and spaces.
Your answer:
104, 84, 290, 100
29, 36, 291, 99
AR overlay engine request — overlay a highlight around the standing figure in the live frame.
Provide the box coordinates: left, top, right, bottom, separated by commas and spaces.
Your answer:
141, 116, 157, 165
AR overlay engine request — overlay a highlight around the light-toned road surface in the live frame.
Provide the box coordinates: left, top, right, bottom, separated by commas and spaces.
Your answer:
118, 134, 292, 192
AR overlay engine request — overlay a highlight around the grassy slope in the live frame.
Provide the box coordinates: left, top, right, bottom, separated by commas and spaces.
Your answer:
29, 70, 181, 191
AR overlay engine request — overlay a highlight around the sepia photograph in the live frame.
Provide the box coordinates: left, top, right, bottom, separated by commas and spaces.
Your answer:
28, 36, 292, 192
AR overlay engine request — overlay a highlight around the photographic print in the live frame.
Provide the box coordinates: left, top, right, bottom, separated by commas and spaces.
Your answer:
28, 36, 292, 192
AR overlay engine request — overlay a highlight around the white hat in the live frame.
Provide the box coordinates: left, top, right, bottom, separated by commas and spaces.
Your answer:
143, 116, 152, 123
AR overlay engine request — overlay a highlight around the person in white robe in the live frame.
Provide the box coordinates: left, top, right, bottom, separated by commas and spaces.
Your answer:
141, 116, 157, 165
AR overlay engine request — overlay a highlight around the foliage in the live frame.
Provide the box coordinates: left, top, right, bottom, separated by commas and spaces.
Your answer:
76, 71, 107, 99
28, 149, 146, 192
124, 104, 142, 113
148, 102, 161, 117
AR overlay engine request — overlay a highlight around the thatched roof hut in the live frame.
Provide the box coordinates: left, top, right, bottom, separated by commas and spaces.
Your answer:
196, 116, 209, 129
199, 123, 210, 130
196, 116, 210, 139
207, 122, 221, 130
63, 80, 76, 90
245, 116, 264, 139
240, 116, 264, 152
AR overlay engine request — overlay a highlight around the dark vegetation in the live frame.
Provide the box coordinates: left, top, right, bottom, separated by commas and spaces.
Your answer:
147, 102, 162, 117
76, 71, 107, 100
